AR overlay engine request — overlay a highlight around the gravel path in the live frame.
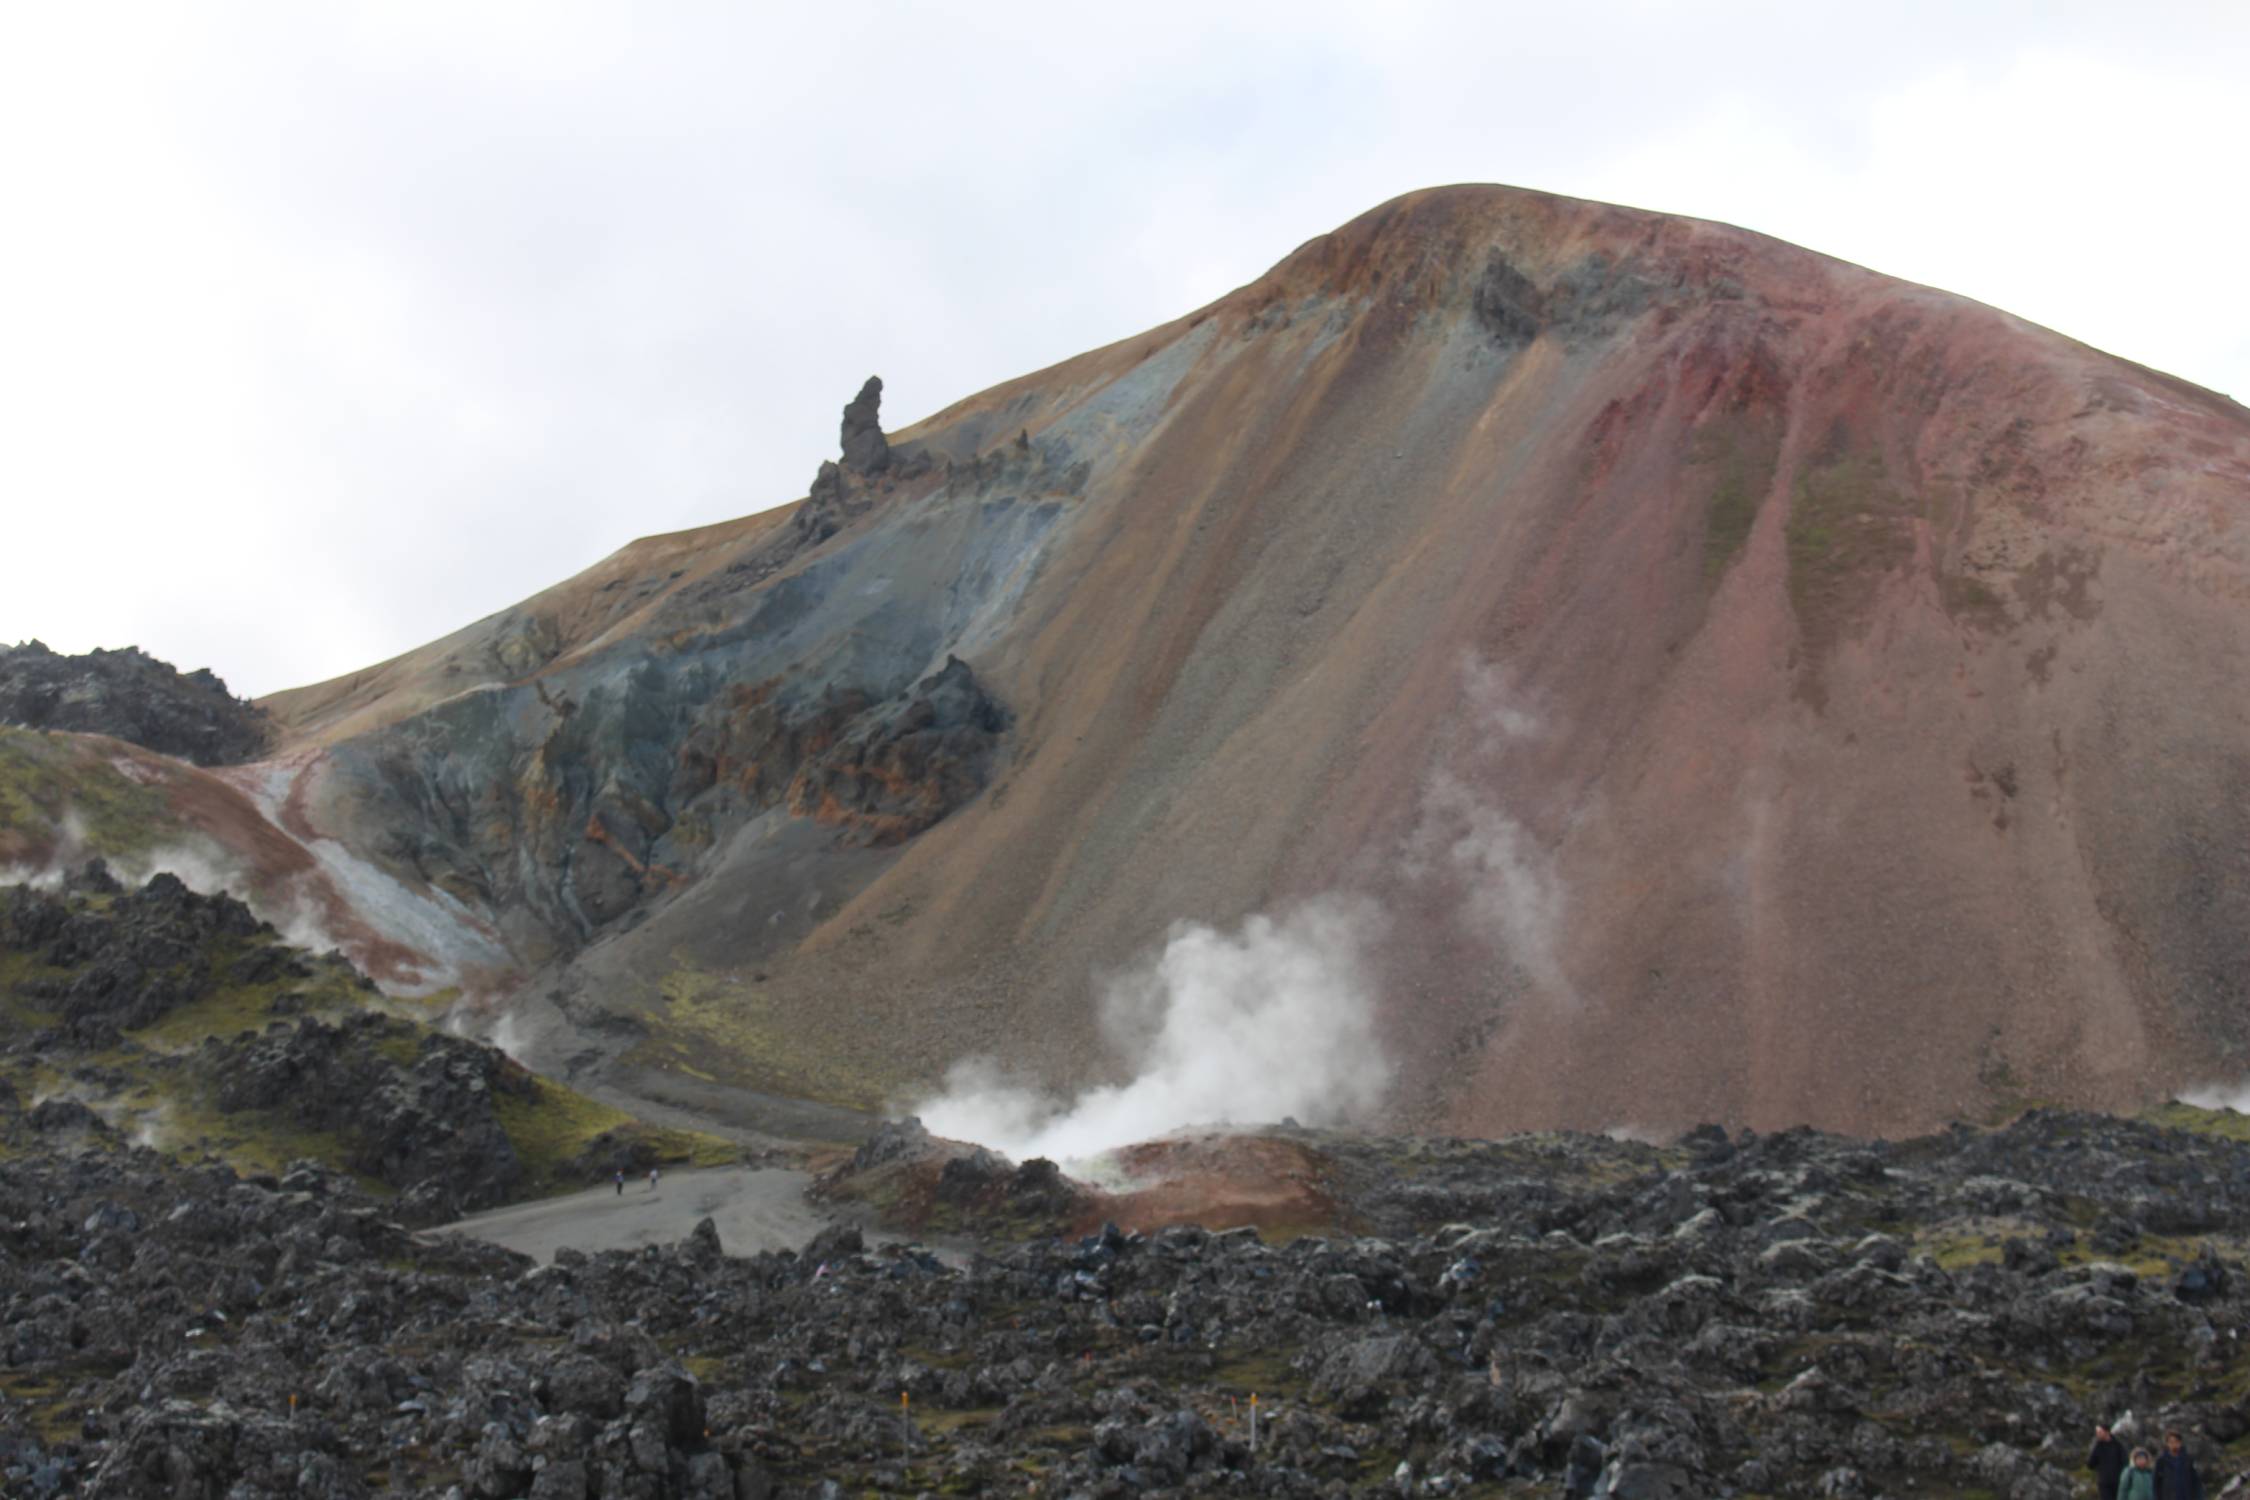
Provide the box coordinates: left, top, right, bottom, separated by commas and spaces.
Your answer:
433, 1166, 832, 1263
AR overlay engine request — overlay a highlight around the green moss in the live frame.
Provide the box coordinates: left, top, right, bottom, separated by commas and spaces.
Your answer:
1918, 1231, 2004, 1271
678, 1353, 728, 1384
1786, 450, 1927, 698
1692, 421, 1780, 583
633, 961, 898, 1110
128, 941, 369, 1051
0, 727, 178, 858
0, 948, 65, 1029
1788, 453, 1915, 600
1, 1360, 125, 1444
495, 1075, 737, 1194
913, 1406, 1002, 1434
1205, 1350, 1305, 1399
2146, 1101, 2250, 1143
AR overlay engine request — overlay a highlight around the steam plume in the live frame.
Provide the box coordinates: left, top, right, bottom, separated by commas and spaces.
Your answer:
917, 897, 1389, 1165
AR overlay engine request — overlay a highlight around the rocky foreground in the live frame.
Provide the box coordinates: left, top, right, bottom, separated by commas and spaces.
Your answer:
7, 1101, 2250, 1497
1, 865, 735, 1226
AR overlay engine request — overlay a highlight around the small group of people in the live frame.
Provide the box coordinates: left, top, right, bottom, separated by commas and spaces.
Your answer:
610, 1167, 662, 1195
2089, 1423, 2204, 1500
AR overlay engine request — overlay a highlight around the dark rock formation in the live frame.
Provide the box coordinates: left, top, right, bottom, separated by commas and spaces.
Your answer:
793, 377, 892, 550
356, 637, 1013, 946
1470, 249, 1544, 345
7, 1103, 2250, 1494
0, 870, 679, 1226
795, 458, 855, 546
838, 375, 889, 475
2, 866, 276, 1030
204, 1013, 532, 1219
0, 640, 270, 765
783, 655, 1011, 846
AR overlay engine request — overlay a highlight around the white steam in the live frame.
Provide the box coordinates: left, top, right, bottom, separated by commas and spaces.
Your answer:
1402, 654, 1574, 1003
916, 654, 1578, 1165
2177, 1083, 2250, 1115
441, 1004, 528, 1061
1, 807, 94, 889
1410, 770, 1572, 1003
918, 898, 1390, 1166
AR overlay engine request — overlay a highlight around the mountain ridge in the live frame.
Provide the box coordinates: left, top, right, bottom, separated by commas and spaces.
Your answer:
4, 182, 2246, 1138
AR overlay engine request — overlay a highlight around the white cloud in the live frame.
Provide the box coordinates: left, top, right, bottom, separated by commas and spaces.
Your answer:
0, 3, 2240, 695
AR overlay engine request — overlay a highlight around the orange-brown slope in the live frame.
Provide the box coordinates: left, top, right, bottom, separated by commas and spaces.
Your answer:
592, 184, 2250, 1137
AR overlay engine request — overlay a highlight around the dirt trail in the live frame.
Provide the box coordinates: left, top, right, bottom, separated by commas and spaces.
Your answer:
434, 1167, 834, 1264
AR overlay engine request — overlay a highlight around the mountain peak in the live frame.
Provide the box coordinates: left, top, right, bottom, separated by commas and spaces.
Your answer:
7, 189, 2247, 1140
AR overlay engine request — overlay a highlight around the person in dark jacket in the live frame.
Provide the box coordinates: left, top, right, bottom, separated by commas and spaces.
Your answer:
2153, 1430, 2203, 1500
2087, 1423, 2128, 1500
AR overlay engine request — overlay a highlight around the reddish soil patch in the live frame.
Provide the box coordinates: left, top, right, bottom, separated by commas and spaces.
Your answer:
1078, 1134, 1344, 1238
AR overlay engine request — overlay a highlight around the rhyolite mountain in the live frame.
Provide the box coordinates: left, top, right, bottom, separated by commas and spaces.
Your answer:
3, 184, 2246, 1137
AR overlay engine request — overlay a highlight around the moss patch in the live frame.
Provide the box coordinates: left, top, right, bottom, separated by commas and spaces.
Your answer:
5, 912, 733, 1206
127, 940, 370, 1051
2146, 1101, 2250, 1143
1, 1358, 128, 1444
495, 1075, 737, 1194
0, 948, 64, 1028
632, 961, 899, 1111
1786, 449, 1927, 699
0, 727, 178, 861
1692, 419, 1781, 584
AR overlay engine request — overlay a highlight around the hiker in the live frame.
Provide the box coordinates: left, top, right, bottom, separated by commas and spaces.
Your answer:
2119, 1448, 2157, 1500
649, 1166, 661, 1192
2154, 1431, 2203, 1500
613, 1170, 624, 1196
2088, 1423, 2127, 1500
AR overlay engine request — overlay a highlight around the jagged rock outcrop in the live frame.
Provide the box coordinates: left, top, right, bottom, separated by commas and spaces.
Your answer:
351, 645, 1011, 945
781, 655, 1010, 845
3, 865, 282, 1030
838, 374, 889, 475
795, 376, 913, 548
1, 871, 718, 1225
204, 1013, 533, 1219
0, 641, 270, 765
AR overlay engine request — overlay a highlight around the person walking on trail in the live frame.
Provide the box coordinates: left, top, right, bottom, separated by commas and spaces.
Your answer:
2088, 1423, 2127, 1500
613, 1170, 625, 1197
2118, 1448, 2158, 1500
2154, 1431, 2203, 1500
649, 1166, 660, 1192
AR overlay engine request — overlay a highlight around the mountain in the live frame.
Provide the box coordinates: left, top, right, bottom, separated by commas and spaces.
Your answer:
4, 184, 2246, 1137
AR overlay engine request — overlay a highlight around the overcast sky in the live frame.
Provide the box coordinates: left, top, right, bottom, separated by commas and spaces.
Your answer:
3, 2, 2243, 698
